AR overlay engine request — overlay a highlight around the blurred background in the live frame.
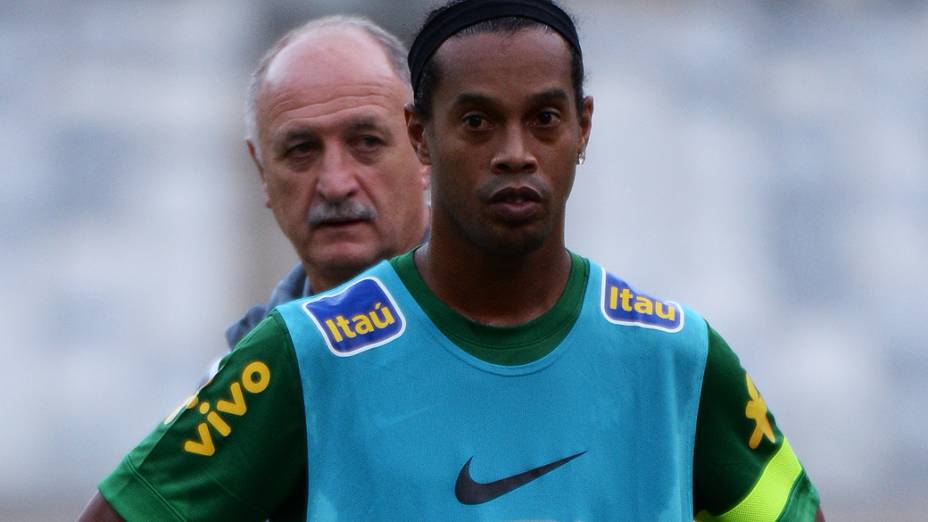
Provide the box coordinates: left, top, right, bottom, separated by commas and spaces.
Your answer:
2, 0, 926, 520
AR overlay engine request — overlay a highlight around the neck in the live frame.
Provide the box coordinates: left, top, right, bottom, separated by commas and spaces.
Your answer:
304, 263, 363, 295
415, 231, 571, 326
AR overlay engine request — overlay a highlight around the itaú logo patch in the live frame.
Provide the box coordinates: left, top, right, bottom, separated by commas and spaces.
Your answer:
303, 277, 405, 356
601, 270, 684, 333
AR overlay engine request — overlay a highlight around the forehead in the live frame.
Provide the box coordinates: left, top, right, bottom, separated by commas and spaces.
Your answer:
431, 27, 574, 104
259, 28, 410, 134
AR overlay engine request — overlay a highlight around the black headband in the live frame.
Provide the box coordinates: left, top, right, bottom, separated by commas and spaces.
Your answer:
408, 0, 581, 93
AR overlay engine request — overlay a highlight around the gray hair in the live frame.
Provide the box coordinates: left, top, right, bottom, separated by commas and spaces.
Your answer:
244, 15, 411, 161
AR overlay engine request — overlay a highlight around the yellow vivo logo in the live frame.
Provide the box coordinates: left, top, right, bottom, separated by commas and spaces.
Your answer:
180, 360, 271, 457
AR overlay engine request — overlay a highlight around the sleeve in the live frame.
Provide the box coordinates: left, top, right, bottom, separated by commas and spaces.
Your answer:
98, 311, 308, 521
693, 323, 821, 522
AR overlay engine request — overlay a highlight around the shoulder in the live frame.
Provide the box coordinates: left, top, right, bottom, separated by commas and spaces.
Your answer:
182, 310, 302, 433
100, 309, 307, 520
225, 263, 308, 349
590, 261, 708, 351
276, 261, 408, 359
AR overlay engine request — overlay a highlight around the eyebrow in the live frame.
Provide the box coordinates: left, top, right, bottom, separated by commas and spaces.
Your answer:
278, 128, 317, 144
272, 115, 394, 152
453, 88, 571, 109
453, 92, 497, 109
344, 117, 393, 138
526, 88, 570, 107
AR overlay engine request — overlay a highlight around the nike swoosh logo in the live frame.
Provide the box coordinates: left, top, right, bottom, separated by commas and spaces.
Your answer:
455, 451, 586, 505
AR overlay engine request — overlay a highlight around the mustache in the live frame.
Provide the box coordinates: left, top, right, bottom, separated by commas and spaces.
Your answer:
307, 199, 377, 226
476, 174, 551, 202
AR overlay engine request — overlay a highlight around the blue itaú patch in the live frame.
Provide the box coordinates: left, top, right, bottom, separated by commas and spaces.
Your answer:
303, 277, 406, 356
600, 269, 684, 333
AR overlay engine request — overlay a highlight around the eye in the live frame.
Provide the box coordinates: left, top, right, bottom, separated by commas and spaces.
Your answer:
353, 135, 385, 152
533, 110, 561, 128
286, 141, 318, 158
462, 113, 492, 131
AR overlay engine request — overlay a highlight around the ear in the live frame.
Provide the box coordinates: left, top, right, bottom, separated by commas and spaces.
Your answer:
405, 104, 432, 166
578, 96, 594, 155
246, 139, 271, 208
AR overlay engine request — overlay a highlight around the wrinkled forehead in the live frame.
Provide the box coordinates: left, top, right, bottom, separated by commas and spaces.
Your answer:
262, 28, 409, 108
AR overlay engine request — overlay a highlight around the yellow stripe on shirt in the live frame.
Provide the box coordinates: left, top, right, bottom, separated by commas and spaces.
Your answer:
695, 437, 803, 522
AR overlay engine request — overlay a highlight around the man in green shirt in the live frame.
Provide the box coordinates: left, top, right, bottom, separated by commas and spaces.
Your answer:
80, 2, 825, 520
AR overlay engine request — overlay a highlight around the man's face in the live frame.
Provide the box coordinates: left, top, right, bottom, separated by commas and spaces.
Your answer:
410, 27, 592, 256
251, 28, 428, 291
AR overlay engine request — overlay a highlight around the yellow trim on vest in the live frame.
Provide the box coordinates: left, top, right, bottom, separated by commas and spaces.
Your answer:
695, 437, 802, 522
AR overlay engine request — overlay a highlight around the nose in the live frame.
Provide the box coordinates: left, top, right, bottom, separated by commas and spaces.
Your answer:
491, 125, 537, 175
314, 145, 360, 201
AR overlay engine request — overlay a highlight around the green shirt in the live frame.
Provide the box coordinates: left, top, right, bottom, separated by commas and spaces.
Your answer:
100, 251, 819, 520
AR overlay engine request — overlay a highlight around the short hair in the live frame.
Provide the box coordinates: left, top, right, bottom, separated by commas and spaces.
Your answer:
412, 5, 585, 121
244, 15, 410, 159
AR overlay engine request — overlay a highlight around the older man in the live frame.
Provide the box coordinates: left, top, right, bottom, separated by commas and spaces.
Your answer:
79, 15, 427, 522
226, 15, 429, 350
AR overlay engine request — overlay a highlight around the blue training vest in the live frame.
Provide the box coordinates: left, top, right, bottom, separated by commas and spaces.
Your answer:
276, 259, 708, 521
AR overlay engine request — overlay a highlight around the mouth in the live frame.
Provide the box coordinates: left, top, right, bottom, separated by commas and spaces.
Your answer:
489, 186, 542, 204
313, 217, 371, 231
487, 186, 544, 223
319, 216, 368, 225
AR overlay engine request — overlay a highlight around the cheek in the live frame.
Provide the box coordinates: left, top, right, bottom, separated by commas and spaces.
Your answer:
429, 160, 460, 198
265, 167, 290, 192
430, 146, 477, 191
267, 175, 314, 224
551, 170, 577, 206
